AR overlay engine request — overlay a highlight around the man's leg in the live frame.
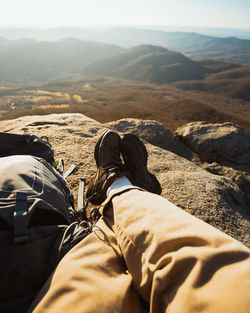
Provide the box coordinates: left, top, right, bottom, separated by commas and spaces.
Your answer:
33, 130, 250, 313
30, 217, 141, 313
87, 130, 250, 313
30, 131, 143, 313
100, 186, 250, 313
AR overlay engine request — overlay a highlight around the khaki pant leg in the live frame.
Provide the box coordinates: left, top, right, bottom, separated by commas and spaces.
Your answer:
101, 187, 250, 313
30, 218, 141, 313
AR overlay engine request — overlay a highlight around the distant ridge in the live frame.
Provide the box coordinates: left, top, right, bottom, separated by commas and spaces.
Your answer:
1, 27, 250, 64
174, 64, 250, 101
82, 44, 207, 83
0, 35, 250, 95
0, 36, 10, 48
0, 38, 122, 81
198, 60, 240, 73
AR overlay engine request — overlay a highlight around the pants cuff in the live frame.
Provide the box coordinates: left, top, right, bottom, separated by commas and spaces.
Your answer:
99, 186, 145, 215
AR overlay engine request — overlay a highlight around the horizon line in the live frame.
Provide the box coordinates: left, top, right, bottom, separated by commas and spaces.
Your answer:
0, 24, 250, 31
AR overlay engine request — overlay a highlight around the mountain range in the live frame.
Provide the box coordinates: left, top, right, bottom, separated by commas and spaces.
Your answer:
1, 27, 250, 64
174, 63, 250, 101
0, 37, 121, 81
82, 44, 207, 83
0, 34, 250, 101
89, 28, 250, 64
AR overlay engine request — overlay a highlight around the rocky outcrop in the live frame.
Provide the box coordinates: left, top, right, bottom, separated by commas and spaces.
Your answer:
0, 114, 249, 247
175, 122, 250, 166
175, 121, 250, 212
106, 118, 196, 161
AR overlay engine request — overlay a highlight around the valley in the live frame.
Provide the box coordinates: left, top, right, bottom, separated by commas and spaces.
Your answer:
1, 77, 249, 134
0, 29, 249, 134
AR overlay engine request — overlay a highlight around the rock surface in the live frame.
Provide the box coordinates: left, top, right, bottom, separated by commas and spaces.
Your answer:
0, 114, 249, 247
175, 121, 250, 212
175, 121, 250, 165
106, 118, 196, 161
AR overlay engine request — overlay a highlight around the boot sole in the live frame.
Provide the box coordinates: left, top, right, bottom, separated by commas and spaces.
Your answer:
94, 130, 114, 167
87, 130, 120, 204
121, 133, 148, 169
121, 134, 162, 195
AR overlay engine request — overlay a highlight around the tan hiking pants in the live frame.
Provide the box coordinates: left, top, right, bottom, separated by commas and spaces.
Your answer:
30, 187, 250, 313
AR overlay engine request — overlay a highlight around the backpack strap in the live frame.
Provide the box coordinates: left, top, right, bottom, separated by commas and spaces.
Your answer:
13, 192, 29, 244
63, 164, 77, 179
77, 177, 86, 211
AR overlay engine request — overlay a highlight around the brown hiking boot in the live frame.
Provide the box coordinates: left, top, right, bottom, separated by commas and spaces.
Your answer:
121, 133, 162, 195
86, 130, 130, 205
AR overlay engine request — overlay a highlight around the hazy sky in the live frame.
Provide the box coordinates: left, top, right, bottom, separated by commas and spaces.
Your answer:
0, 0, 250, 28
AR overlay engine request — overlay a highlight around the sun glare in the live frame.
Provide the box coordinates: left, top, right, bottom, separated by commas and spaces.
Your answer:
0, 0, 250, 28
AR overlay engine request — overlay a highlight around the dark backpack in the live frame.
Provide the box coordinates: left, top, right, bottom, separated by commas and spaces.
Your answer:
0, 133, 89, 313
0, 132, 54, 163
